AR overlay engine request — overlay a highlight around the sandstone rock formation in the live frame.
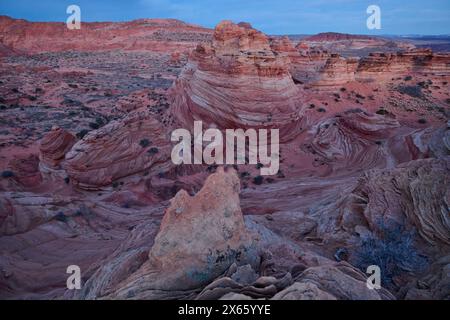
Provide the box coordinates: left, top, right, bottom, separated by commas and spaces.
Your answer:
302, 32, 414, 54
357, 49, 450, 81
1, 15, 449, 301
293, 48, 450, 89
272, 282, 337, 300
0, 15, 212, 54
311, 54, 359, 89
6, 154, 42, 188
169, 21, 304, 140
39, 126, 76, 170
309, 109, 399, 169
64, 109, 172, 189
348, 158, 450, 246
93, 167, 259, 299
290, 262, 394, 300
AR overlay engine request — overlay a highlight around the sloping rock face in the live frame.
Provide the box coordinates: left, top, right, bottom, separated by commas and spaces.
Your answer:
0, 16, 212, 54
270, 36, 331, 86
6, 154, 42, 188
309, 109, 399, 169
288, 263, 393, 300
288, 48, 331, 84
63, 109, 172, 190
169, 21, 304, 140
348, 158, 450, 246
84, 167, 259, 299
39, 126, 76, 170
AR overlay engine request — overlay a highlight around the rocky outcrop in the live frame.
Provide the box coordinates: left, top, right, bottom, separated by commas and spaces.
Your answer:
290, 263, 394, 300
6, 154, 42, 188
309, 109, 399, 169
357, 49, 450, 81
347, 158, 450, 246
302, 32, 414, 55
169, 21, 304, 140
39, 126, 76, 170
64, 109, 172, 190
81, 167, 259, 299
299, 48, 450, 89
312, 54, 359, 89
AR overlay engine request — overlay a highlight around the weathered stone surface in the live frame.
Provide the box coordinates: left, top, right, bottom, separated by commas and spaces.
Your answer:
349, 158, 450, 246
64, 109, 172, 189
99, 167, 259, 299
272, 282, 337, 300
169, 21, 304, 140
39, 126, 76, 169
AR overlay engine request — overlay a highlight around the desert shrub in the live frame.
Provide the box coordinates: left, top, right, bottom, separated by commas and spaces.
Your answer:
139, 138, 151, 148
397, 85, 423, 98
76, 129, 89, 139
1, 170, 14, 178
376, 109, 388, 115
253, 175, 264, 185
317, 108, 327, 113
418, 118, 427, 124
148, 147, 159, 155
54, 212, 68, 223
404, 75, 412, 81
89, 122, 100, 130
354, 219, 428, 288
95, 117, 106, 126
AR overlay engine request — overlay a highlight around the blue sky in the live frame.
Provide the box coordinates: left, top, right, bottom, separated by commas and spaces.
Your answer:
1, 0, 449, 35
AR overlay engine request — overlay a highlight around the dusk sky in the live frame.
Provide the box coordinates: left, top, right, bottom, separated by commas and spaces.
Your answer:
1, 0, 449, 35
